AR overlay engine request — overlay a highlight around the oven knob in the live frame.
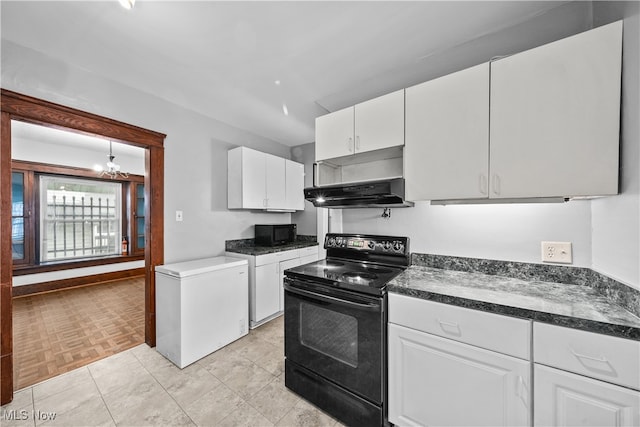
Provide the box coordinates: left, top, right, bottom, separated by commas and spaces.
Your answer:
328, 237, 335, 247
367, 241, 375, 250
383, 241, 391, 251
393, 241, 403, 252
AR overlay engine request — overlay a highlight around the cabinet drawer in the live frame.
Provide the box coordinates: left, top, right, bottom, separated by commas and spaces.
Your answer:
255, 249, 299, 266
534, 322, 640, 390
297, 246, 319, 258
389, 293, 531, 359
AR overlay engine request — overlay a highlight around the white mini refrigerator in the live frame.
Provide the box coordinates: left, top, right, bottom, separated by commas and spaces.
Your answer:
155, 256, 249, 368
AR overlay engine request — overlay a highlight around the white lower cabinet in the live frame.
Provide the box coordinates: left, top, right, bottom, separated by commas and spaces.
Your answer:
254, 262, 280, 324
388, 294, 532, 426
388, 323, 531, 426
388, 294, 640, 427
226, 245, 319, 328
534, 364, 639, 427
533, 322, 640, 426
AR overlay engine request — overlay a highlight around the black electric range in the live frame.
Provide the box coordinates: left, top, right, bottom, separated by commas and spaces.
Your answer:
283, 233, 410, 426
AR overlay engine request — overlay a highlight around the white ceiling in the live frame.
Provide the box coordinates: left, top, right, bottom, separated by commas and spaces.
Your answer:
2, 1, 571, 147
11, 120, 146, 157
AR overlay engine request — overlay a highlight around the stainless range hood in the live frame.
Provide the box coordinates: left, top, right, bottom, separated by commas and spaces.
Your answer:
304, 178, 414, 208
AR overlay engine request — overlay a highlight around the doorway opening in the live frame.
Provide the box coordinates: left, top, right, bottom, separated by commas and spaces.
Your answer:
1, 89, 165, 405
10, 121, 148, 389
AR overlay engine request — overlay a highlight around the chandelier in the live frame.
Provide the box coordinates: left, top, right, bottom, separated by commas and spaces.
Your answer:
94, 141, 129, 179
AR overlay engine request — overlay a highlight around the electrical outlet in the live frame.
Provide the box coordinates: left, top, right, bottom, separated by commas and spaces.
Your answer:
541, 241, 572, 264
175, 210, 183, 222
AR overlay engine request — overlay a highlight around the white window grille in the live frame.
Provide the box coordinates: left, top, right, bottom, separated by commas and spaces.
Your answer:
39, 176, 122, 262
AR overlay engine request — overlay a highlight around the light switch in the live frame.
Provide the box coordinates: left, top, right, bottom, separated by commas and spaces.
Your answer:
176, 210, 183, 222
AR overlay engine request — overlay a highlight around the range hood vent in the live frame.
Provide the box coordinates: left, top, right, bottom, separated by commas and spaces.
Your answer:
305, 178, 414, 208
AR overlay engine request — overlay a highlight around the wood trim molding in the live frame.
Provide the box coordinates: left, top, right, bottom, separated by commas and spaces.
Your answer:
1, 90, 165, 148
13, 254, 145, 276
1, 90, 165, 405
145, 146, 164, 347
12, 269, 145, 298
1, 111, 14, 405
11, 159, 145, 182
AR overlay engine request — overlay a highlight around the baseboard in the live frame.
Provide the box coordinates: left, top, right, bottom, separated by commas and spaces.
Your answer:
12, 268, 145, 297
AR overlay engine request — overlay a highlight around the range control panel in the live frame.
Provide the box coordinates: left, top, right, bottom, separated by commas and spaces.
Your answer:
324, 233, 409, 256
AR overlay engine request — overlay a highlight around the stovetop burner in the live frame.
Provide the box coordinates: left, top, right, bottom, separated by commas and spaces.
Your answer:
341, 271, 378, 280
325, 261, 345, 267
284, 233, 410, 296
285, 258, 405, 295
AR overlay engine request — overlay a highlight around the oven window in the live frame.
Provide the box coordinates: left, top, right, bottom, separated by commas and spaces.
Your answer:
299, 303, 358, 368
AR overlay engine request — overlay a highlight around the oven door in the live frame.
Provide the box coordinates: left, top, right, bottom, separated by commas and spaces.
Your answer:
284, 277, 384, 404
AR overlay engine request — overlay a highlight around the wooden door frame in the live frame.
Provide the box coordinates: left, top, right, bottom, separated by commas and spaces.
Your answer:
0, 89, 165, 405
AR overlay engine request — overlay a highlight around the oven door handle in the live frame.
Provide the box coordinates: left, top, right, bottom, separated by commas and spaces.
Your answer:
284, 283, 381, 311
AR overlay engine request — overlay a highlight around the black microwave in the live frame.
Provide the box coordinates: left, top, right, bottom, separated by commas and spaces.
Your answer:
255, 224, 297, 246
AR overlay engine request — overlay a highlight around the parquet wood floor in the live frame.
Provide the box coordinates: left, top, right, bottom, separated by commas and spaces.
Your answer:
12, 277, 145, 390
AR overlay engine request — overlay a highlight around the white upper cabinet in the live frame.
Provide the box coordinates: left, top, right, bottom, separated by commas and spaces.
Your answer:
404, 21, 622, 202
354, 89, 405, 155
228, 146, 266, 209
315, 90, 405, 162
285, 160, 305, 211
228, 147, 304, 211
405, 63, 490, 201
315, 106, 354, 160
264, 153, 286, 209
489, 20, 622, 199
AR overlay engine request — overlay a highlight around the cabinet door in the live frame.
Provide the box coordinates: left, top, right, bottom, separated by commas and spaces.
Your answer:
405, 63, 490, 201
265, 154, 286, 209
315, 106, 354, 161
242, 147, 267, 209
285, 160, 305, 211
534, 364, 639, 427
254, 262, 280, 322
490, 21, 622, 198
389, 323, 531, 427
354, 89, 404, 154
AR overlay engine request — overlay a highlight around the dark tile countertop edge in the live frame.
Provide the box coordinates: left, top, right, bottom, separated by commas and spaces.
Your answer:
388, 253, 640, 341
412, 253, 640, 318
225, 235, 319, 256
389, 286, 640, 341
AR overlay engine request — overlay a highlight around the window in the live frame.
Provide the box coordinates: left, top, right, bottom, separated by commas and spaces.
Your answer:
132, 183, 145, 253
10, 160, 145, 272
39, 176, 122, 262
12, 172, 26, 261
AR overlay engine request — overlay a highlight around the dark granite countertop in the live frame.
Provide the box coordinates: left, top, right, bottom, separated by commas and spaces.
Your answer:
225, 236, 319, 256
388, 265, 640, 341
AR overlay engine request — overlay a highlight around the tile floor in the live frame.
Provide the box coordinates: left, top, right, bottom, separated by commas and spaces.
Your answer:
1, 315, 344, 427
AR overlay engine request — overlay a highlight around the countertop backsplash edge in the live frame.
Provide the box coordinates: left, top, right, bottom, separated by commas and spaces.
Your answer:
411, 253, 640, 318
225, 235, 319, 256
